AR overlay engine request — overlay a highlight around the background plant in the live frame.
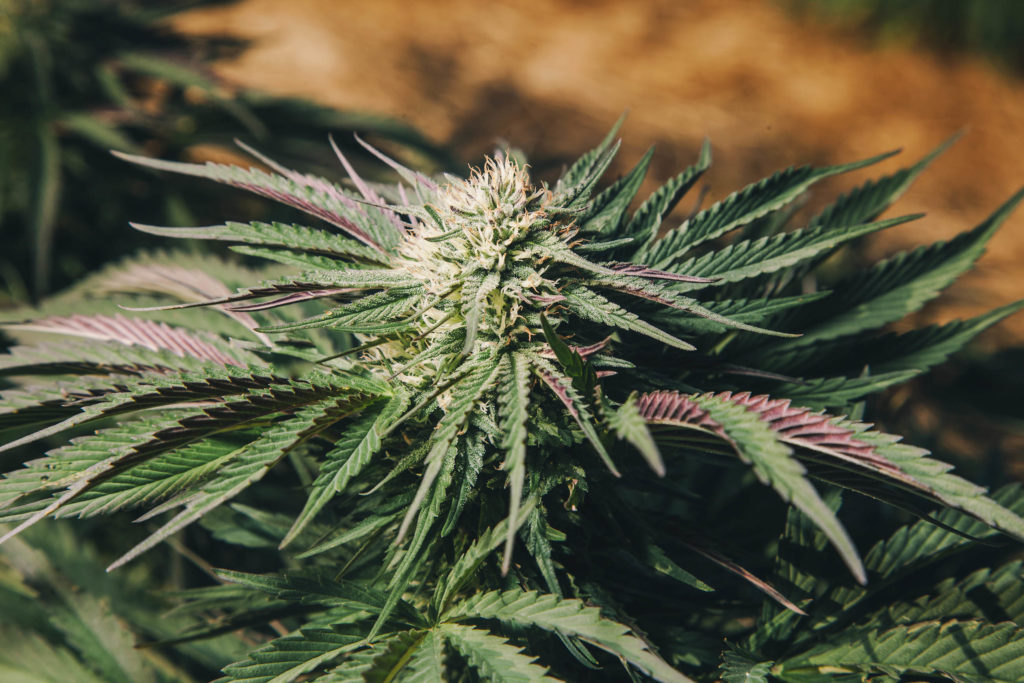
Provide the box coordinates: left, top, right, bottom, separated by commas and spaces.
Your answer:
0, 0, 454, 303
787, 0, 1024, 75
1, 118, 1023, 681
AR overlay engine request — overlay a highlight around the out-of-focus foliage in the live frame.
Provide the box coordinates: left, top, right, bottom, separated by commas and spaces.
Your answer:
788, 0, 1024, 75
0, 0, 454, 304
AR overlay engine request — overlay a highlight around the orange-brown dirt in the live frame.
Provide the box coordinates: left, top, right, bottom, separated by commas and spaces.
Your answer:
174, 0, 1024, 342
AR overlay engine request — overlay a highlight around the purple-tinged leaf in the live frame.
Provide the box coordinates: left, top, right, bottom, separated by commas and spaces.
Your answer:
677, 535, 807, 615
536, 337, 611, 361
237, 138, 406, 246
606, 263, 718, 283
6, 315, 245, 367
124, 271, 416, 313
639, 391, 909, 481
532, 359, 619, 477
225, 289, 352, 312
528, 294, 567, 305
113, 150, 388, 253
354, 132, 439, 192
329, 135, 405, 239
92, 261, 268, 343
642, 390, 867, 583
598, 280, 798, 338
638, 390, 1024, 544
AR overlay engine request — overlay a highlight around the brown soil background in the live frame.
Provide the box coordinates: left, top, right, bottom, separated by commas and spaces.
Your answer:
174, 0, 1024, 344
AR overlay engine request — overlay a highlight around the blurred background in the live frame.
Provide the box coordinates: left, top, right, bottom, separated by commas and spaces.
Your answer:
3, 0, 1024, 472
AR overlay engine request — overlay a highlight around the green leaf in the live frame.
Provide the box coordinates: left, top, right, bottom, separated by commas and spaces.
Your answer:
552, 114, 624, 210
581, 146, 654, 236
843, 425, 1024, 544
30, 121, 61, 298
625, 139, 711, 245
132, 220, 387, 264
128, 269, 420, 313
342, 631, 429, 683
395, 354, 503, 543
1, 375, 366, 541
497, 352, 532, 573
608, 392, 664, 476
439, 425, 486, 537
767, 370, 919, 409
296, 505, 406, 560
0, 629, 107, 683
46, 590, 156, 683
57, 437, 238, 520
780, 620, 1024, 683
561, 284, 695, 351
808, 135, 957, 231
530, 356, 618, 476
0, 411, 191, 517
874, 561, 1024, 628
220, 626, 366, 683
401, 630, 447, 683
856, 484, 1024, 587
216, 568, 419, 623
788, 186, 1024, 345
641, 543, 713, 592
867, 301, 1024, 373
284, 391, 409, 546
751, 299, 1024, 378
651, 292, 830, 336
107, 394, 365, 570
667, 214, 919, 286
462, 272, 501, 354
440, 624, 557, 682
374, 447, 459, 640
229, 246, 349, 271
0, 369, 294, 457
435, 498, 536, 614
638, 150, 898, 268
720, 646, 773, 683
445, 589, 693, 682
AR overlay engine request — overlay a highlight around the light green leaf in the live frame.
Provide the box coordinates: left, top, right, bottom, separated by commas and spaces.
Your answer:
401, 630, 447, 683
720, 647, 773, 683
132, 220, 387, 264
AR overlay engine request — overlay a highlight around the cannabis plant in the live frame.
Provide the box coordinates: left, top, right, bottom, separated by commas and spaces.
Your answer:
2, 120, 1024, 681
